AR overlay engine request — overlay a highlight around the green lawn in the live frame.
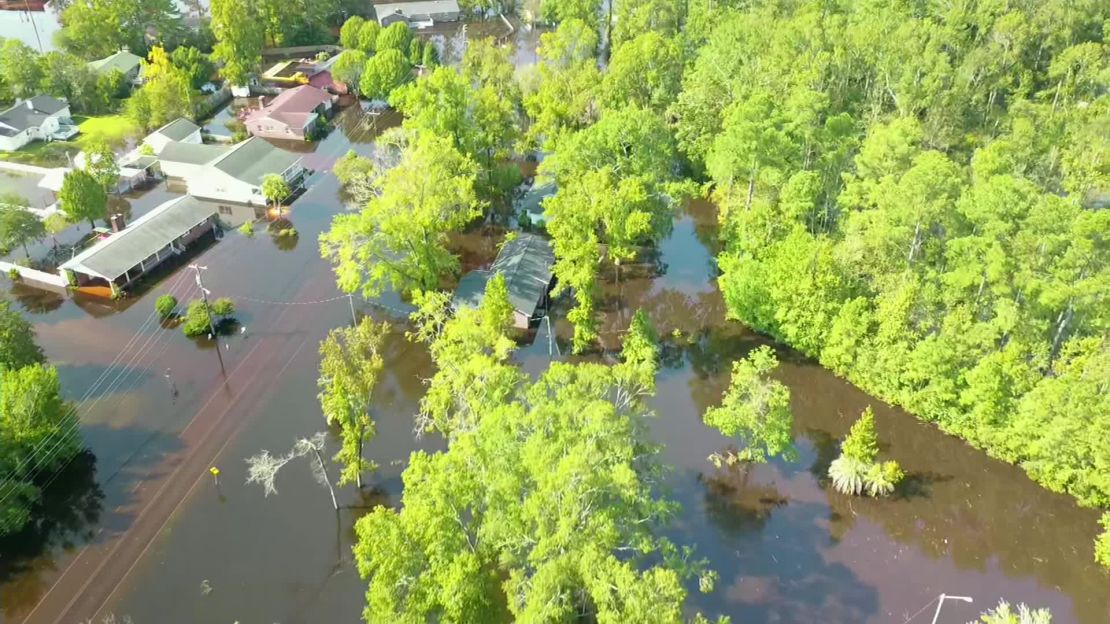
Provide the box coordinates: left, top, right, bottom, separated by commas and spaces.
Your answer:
0, 139, 77, 167
74, 115, 141, 150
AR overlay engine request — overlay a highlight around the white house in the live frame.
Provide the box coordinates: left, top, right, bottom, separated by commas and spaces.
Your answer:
142, 118, 203, 154
158, 137, 304, 205
0, 96, 77, 152
375, 0, 460, 27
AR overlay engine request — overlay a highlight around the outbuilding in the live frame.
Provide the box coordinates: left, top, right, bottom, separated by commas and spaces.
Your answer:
452, 233, 556, 328
374, 0, 461, 28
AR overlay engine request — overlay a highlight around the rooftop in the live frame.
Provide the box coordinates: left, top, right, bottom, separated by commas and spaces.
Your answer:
453, 233, 555, 316
159, 141, 229, 165
375, 0, 460, 17
246, 85, 332, 128
150, 117, 201, 141
60, 196, 219, 281
87, 50, 143, 76
0, 96, 68, 136
517, 180, 556, 215
211, 137, 302, 186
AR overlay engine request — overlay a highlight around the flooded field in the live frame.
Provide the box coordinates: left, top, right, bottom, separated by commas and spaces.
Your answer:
0, 28, 1107, 624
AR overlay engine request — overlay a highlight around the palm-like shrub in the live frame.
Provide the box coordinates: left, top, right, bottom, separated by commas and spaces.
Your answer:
973, 600, 1052, 624
829, 456, 867, 496
864, 461, 904, 497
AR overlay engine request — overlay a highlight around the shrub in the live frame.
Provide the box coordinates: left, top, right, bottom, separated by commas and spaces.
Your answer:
211, 297, 235, 317
155, 294, 178, 319
1096, 513, 1110, 569
279, 227, 298, 238
7, 267, 20, 281
828, 456, 867, 496
238, 221, 254, 237
181, 300, 213, 337
841, 407, 879, 463
975, 600, 1052, 624
864, 461, 904, 498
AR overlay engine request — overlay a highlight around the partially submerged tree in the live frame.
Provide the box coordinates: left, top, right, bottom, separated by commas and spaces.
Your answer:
246, 432, 338, 510
0, 300, 45, 370
828, 407, 904, 497
84, 141, 120, 195
210, 0, 264, 87
0, 206, 46, 258
360, 49, 411, 101
319, 132, 482, 298
317, 317, 387, 488
261, 174, 292, 209
354, 307, 726, 622
703, 345, 794, 467
973, 600, 1052, 624
58, 169, 107, 230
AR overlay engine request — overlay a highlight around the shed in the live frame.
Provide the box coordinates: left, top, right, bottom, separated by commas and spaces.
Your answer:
59, 196, 219, 296
374, 0, 461, 27
452, 233, 555, 328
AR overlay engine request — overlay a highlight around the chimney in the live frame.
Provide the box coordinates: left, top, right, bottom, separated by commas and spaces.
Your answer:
110, 213, 126, 232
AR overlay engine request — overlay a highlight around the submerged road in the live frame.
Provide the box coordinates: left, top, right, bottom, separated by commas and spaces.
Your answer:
17, 178, 347, 624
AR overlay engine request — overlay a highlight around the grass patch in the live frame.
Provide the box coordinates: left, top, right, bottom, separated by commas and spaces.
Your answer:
74, 115, 140, 150
0, 140, 78, 167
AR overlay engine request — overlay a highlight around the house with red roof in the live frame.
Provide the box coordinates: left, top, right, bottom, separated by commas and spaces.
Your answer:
243, 85, 335, 141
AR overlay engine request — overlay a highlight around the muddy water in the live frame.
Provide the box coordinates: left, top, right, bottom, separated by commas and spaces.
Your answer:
0, 117, 1106, 624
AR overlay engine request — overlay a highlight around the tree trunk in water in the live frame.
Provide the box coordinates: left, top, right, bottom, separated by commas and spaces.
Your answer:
312, 448, 339, 510
88, 218, 96, 230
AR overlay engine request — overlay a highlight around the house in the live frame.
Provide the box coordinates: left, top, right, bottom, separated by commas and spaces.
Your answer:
261, 56, 348, 94
59, 195, 220, 296
516, 179, 555, 226
374, 0, 461, 28
143, 118, 202, 154
87, 50, 144, 85
158, 136, 305, 205
244, 85, 335, 141
452, 233, 556, 329
0, 96, 77, 152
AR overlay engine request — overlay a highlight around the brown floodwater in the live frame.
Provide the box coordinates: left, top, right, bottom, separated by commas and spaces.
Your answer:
2, 80, 1108, 624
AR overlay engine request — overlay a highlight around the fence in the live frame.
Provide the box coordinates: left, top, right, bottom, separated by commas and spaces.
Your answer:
261, 44, 342, 58
0, 260, 67, 289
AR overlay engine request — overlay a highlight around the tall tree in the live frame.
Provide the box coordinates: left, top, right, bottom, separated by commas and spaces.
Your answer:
317, 317, 387, 488
601, 31, 683, 113
58, 0, 183, 59
339, 16, 365, 49
126, 46, 192, 130
0, 40, 44, 99
354, 308, 725, 622
331, 50, 367, 96
703, 345, 794, 465
58, 169, 107, 230
84, 141, 120, 194
0, 207, 47, 258
169, 45, 214, 89
210, 0, 264, 86
319, 132, 482, 297
360, 48, 410, 101
0, 300, 45, 370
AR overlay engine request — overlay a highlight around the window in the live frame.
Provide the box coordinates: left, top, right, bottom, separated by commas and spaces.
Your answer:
218, 205, 233, 215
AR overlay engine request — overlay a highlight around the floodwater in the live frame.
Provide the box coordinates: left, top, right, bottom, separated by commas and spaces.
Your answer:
0, 47, 1107, 624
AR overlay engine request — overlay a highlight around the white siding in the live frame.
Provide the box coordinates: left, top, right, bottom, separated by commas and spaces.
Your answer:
185, 169, 264, 205
0, 131, 30, 152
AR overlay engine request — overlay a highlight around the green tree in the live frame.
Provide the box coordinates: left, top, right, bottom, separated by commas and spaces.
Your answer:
210, 0, 264, 86
58, 169, 107, 230
601, 31, 683, 112
828, 407, 904, 497
0, 300, 45, 369
339, 15, 366, 49
540, 0, 600, 26
126, 46, 193, 130
355, 308, 724, 622
181, 299, 215, 337
703, 345, 794, 465
154, 294, 177, 319
974, 601, 1052, 624
462, 37, 517, 99
522, 19, 601, 148
0, 40, 44, 100
333, 149, 375, 186
375, 22, 411, 53
211, 297, 235, 318
84, 141, 120, 194
357, 20, 381, 54
0, 207, 46, 258
38, 51, 103, 113
421, 41, 439, 68
317, 317, 387, 488
319, 133, 482, 298
840, 407, 879, 463
360, 48, 410, 101
261, 174, 291, 208
57, 0, 183, 59
331, 49, 367, 96
1096, 512, 1110, 569
170, 45, 214, 89
0, 364, 80, 536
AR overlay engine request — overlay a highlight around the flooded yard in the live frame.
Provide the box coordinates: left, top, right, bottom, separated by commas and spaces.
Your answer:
0, 21, 1106, 624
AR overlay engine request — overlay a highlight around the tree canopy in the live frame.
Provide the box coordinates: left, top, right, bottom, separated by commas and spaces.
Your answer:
210, 0, 264, 86
58, 169, 107, 229
126, 46, 193, 130
703, 345, 794, 465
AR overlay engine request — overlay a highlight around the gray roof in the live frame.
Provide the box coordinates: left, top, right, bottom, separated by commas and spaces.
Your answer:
88, 51, 143, 76
211, 137, 302, 186
0, 96, 69, 136
453, 233, 554, 316
375, 0, 460, 18
60, 196, 218, 280
152, 117, 201, 141
159, 141, 228, 165
517, 180, 555, 215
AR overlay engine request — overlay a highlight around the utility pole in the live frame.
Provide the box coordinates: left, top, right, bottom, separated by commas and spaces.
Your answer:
347, 293, 357, 326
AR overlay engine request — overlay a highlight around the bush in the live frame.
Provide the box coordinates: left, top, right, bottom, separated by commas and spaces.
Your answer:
279, 227, 298, 238
1097, 513, 1110, 569
829, 407, 904, 497
7, 267, 20, 281
181, 300, 213, 337
238, 221, 254, 237
828, 456, 867, 496
864, 461, 904, 498
155, 294, 178, 319
211, 297, 235, 317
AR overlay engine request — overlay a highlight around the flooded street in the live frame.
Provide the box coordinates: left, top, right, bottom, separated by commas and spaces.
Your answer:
0, 32, 1107, 624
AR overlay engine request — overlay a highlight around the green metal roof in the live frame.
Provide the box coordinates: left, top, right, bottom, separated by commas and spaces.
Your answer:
88, 51, 143, 76
59, 196, 218, 281
452, 233, 554, 316
212, 137, 302, 186
159, 141, 228, 165
153, 117, 201, 141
